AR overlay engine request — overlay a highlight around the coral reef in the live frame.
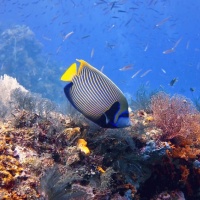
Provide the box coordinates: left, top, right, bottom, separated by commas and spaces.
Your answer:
0, 74, 28, 118
193, 96, 200, 111
0, 75, 59, 119
151, 190, 186, 200
0, 81, 200, 199
130, 85, 158, 113
0, 25, 63, 101
0, 25, 42, 77
0, 155, 23, 187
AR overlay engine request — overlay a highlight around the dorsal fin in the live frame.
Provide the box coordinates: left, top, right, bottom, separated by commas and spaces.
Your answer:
76, 59, 92, 75
61, 63, 77, 82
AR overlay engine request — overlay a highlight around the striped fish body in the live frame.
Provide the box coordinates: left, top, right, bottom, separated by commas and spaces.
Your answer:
62, 60, 131, 128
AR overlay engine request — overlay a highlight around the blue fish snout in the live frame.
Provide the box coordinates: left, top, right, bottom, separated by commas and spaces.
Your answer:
115, 116, 132, 128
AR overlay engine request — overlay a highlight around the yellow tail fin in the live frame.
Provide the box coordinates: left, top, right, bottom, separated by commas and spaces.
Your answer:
61, 63, 77, 82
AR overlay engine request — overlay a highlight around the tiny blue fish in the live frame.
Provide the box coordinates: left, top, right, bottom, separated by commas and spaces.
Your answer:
61, 59, 131, 128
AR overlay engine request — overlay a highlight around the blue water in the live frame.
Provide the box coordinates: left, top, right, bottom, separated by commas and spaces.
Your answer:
1, 0, 200, 102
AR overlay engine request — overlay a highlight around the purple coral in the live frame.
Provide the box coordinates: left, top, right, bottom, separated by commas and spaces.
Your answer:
150, 92, 198, 140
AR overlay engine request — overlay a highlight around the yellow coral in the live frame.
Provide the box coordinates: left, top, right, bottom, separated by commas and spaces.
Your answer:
0, 139, 7, 153
0, 170, 13, 186
145, 116, 154, 122
77, 139, 90, 155
143, 115, 154, 125
77, 138, 87, 146
97, 166, 105, 173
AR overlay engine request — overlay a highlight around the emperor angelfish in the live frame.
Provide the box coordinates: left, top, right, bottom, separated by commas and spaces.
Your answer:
61, 59, 131, 128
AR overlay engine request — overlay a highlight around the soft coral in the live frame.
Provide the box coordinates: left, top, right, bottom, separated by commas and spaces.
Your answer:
150, 92, 199, 140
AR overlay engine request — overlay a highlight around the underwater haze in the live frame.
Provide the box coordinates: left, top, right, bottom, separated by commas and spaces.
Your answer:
1, 1, 200, 200
0, 0, 200, 103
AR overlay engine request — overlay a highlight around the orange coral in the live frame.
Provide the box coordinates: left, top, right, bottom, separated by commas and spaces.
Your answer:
0, 189, 27, 200
97, 166, 105, 173
0, 139, 7, 153
0, 155, 23, 188
167, 145, 200, 161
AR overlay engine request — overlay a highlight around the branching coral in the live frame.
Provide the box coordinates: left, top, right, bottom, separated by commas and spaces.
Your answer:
150, 92, 199, 140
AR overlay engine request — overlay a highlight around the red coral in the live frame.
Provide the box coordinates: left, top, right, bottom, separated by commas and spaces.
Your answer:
151, 92, 198, 140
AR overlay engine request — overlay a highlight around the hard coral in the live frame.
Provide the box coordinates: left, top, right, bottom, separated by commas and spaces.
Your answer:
151, 92, 199, 140
0, 155, 23, 187
0, 189, 27, 200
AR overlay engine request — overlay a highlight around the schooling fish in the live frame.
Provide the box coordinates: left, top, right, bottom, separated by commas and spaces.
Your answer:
61, 59, 131, 128
169, 78, 178, 86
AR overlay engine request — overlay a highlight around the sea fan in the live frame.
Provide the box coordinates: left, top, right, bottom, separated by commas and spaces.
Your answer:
151, 92, 198, 140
